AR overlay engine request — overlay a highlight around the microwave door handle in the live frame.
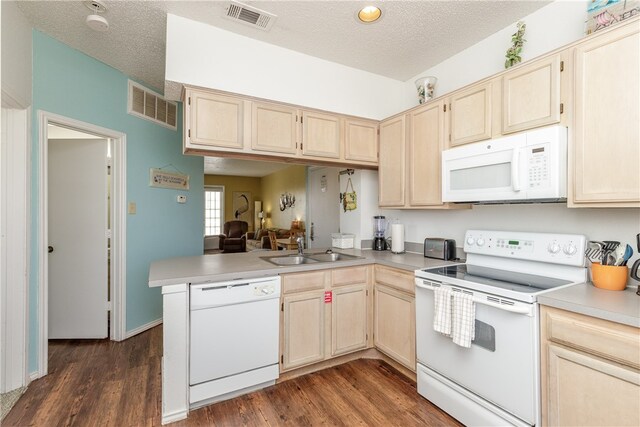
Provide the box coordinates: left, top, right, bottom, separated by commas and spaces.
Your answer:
511, 149, 522, 192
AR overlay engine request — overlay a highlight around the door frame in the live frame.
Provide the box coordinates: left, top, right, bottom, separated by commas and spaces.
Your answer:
37, 111, 127, 377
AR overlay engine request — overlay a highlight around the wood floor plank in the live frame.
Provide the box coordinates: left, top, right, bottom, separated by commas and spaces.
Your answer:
3, 326, 462, 427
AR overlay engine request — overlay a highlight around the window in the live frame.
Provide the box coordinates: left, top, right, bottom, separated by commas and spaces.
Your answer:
204, 186, 224, 236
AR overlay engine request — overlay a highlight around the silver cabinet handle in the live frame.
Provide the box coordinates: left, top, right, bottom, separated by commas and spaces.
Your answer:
310, 222, 315, 241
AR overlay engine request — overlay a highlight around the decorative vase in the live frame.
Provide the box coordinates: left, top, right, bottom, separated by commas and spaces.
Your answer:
414, 76, 437, 104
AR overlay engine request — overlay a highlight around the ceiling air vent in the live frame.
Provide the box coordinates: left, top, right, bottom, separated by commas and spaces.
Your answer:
224, 1, 277, 31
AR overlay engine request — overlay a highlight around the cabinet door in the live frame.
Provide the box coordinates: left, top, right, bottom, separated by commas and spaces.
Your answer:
331, 284, 368, 357
187, 91, 244, 149
572, 24, 640, 206
449, 81, 492, 146
502, 55, 562, 134
282, 291, 325, 371
546, 344, 640, 426
373, 284, 415, 371
301, 111, 340, 159
252, 102, 298, 155
408, 101, 445, 206
344, 118, 378, 163
378, 115, 406, 207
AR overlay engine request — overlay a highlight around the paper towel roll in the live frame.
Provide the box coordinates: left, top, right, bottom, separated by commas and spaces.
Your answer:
391, 223, 405, 253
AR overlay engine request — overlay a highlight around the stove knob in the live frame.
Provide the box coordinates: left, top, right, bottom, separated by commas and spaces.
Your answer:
476, 238, 485, 247
548, 242, 561, 254
466, 237, 475, 246
563, 244, 577, 256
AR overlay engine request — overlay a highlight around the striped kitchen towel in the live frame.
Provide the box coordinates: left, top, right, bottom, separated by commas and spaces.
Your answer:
452, 291, 476, 348
433, 286, 452, 335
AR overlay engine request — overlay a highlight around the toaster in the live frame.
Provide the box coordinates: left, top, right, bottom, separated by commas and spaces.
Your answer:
424, 238, 456, 260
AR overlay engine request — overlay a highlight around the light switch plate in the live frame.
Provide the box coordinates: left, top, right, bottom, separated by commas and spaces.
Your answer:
177, 195, 187, 204
128, 202, 136, 214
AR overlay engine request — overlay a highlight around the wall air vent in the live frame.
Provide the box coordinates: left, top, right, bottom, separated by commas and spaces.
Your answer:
224, 1, 277, 31
128, 80, 177, 130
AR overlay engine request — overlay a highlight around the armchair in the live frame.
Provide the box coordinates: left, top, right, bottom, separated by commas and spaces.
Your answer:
218, 220, 249, 253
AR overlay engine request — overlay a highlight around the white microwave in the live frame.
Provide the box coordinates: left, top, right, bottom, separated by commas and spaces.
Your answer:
442, 126, 567, 204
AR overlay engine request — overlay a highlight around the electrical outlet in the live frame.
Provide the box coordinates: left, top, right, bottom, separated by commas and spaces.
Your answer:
177, 195, 187, 204
128, 202, 136, 214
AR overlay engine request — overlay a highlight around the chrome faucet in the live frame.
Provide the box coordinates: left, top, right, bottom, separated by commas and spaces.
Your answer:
296, 235, 304, 255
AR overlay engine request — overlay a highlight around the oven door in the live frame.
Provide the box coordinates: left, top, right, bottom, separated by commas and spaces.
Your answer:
442, 133, 527, 202
415, 279, 539, 425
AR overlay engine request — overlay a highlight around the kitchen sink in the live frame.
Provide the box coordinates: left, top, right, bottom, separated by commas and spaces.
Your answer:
261, 252, 361, 266
306, 252, 359, 262
261, 255, 319, 266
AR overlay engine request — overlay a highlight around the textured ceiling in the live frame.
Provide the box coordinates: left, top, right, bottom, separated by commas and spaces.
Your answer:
204, 157, 291, 177
17, 0, 550, 92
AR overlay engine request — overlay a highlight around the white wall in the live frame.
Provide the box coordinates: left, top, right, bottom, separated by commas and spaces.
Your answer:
165, 14, 407, 119
401, 0, 589, 105
1, 1, 33, 107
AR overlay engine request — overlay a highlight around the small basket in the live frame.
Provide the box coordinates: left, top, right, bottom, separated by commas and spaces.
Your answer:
591, 263, 629, 291
331, 233, 355, 249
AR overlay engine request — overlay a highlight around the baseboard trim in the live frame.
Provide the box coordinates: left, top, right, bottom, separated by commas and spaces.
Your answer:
28, 371, 42, 382
125, 318, 163, 339
161, 409, 188, 425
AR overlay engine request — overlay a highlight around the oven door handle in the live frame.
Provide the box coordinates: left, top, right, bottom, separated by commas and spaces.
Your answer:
415, 280, 532, 316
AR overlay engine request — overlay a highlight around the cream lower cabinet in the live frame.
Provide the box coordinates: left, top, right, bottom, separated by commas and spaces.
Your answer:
570, 21, 640, 207
373, 266, 416, 371
281, 266, 371, 372
540, 306, 640, 426
281, 290, 326, 370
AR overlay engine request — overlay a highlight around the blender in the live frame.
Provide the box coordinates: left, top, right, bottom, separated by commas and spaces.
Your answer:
373, 216, 388, 251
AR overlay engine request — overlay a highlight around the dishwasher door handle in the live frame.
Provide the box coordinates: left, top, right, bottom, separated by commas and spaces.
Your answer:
200, 283, 250, 291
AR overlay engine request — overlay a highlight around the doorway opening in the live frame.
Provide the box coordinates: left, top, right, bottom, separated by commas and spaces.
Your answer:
37, 112, 126, 378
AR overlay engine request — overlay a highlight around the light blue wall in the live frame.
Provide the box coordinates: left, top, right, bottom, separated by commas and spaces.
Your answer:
29, 31, 204, 372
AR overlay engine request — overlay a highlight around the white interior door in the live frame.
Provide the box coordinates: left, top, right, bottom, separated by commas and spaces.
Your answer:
307, 167, 340, 249
48, 138, 108, 339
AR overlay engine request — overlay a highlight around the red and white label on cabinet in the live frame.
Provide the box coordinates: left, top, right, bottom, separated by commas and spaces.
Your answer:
324, 291, 333, 303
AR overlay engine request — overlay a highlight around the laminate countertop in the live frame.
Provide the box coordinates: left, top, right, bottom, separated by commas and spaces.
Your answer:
148, 249, 639, 328
148, 248, 461, 288
538, 283, 640, 328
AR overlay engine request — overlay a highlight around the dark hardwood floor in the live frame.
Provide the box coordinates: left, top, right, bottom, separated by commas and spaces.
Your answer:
4, 326, 461, 426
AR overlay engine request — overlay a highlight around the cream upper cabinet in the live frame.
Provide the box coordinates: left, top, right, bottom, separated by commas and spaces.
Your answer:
301, 110, 341, 159
343, 118, 378, 163
449, 81, 493, 146
185, 89, 244, 150
331, 284, 368, 357
502, 54, 562, 134
378, 115, 406, 207
408, 100, 445, 206
251, 101, 299, 155
540, 306, 640, 426
571, 22, 640, 207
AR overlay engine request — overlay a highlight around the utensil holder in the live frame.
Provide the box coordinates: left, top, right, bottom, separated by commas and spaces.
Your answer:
591, 263, 629, 291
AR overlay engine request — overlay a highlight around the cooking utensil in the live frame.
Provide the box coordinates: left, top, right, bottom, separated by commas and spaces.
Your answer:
585, 241, 604, 263
611, 244, 627, 266
620, 244, 633, 266
602, 241, 620, 251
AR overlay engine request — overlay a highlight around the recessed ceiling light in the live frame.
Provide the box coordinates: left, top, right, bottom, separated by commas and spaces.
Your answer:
357, 6, 382, 24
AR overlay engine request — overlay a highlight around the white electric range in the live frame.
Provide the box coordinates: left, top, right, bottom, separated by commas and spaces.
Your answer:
415, 230, 587, 426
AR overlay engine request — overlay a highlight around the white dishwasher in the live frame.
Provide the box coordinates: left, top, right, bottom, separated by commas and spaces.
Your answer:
189, 276, 281, 406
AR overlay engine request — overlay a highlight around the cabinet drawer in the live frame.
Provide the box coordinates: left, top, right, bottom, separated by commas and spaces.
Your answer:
332, 266, 369, 287
282, 270, 328, 294
543, 306, 640, 369
374, 265, 414, 295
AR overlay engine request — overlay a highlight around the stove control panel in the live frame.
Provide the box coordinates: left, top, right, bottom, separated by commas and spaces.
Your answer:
464, 230, 587, 266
